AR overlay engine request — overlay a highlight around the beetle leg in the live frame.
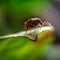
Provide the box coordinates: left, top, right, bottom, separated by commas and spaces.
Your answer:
26, 30, 27, 35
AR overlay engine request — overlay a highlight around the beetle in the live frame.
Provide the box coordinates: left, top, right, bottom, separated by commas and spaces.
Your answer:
24, 18, 52, 41
24, 18, 42, 30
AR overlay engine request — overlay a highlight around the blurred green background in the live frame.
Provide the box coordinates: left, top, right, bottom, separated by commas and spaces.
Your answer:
0, 0, 50, 35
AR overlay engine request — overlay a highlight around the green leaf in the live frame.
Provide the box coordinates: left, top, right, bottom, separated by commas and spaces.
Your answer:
0, 30, 54, 60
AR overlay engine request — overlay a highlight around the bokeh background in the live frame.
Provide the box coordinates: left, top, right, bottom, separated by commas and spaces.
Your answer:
0, 0, 60, 60
0, 0, 50, 35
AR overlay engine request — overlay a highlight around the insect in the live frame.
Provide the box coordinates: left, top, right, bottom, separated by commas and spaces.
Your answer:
24, 18, 52, 41
24, 18, 42, 30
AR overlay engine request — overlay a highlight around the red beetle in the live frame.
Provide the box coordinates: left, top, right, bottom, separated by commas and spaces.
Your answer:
24, 18, 42, 30
24, 18, 52, 41
24, 18, 51, 30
